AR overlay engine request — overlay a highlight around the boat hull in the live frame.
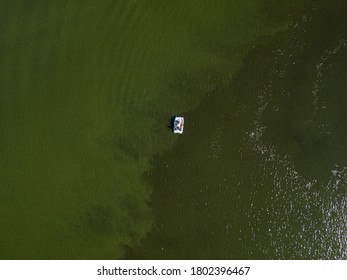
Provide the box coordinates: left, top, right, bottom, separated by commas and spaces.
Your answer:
173, 116, 184, 134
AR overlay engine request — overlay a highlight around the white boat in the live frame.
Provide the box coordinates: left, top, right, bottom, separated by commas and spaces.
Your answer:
173, 116, 184, 134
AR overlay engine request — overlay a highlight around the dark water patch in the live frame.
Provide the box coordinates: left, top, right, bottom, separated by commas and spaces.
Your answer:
126, 74, 263, 259
259, 3, 347, 181
127, 1, 347, 259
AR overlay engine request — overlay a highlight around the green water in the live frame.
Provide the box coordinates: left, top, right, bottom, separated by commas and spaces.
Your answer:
0, 0, 346, 259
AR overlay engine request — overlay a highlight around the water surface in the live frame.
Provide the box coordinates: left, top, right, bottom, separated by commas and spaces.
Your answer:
0, 0, 346, 259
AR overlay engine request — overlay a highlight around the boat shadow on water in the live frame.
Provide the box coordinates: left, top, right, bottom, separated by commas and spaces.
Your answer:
166, 115, 176, 132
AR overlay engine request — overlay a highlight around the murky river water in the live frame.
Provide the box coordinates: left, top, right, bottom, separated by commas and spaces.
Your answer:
0, 0, 346, 259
